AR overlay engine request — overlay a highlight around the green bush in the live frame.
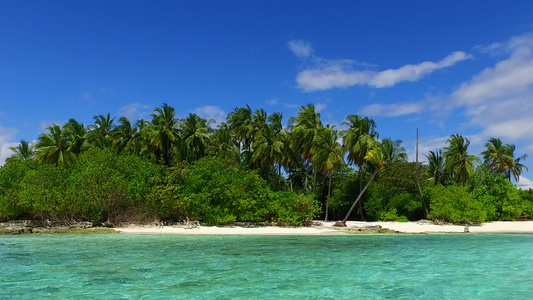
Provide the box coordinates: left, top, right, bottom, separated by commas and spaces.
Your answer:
426, 185, 486, 223
0, 160, 38, 220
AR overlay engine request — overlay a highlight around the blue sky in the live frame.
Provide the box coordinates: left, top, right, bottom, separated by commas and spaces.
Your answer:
1, 1, 533, 188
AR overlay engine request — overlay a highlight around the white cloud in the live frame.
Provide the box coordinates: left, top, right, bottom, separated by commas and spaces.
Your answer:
119, 103, 152, 121
0, 127, 17, 166
284, 103, 300, 109
315, 103, 327, 113
266, 98, 278, 105
39, 121, 61, 133
194, 105, 226, 125
296, 51, 471, 91
517, 176, 533, 190
405, 135, 449, 163
359, 102, 423, 117
288, 40, 313, 58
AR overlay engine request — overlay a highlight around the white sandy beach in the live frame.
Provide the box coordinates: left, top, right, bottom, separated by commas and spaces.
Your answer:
115, 220, 533, 235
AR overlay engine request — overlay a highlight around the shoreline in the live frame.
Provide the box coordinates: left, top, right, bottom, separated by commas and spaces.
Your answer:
114, 220, 533, 235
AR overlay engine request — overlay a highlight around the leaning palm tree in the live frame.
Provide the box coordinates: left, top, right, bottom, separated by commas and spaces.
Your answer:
443, 134, 480, 186
426, 149, 446, 185
311, 127, 344, 221
335, 147, 384, 227
35, 124, 75, 166
6, 140, 36, 163
341, 115, 379, 220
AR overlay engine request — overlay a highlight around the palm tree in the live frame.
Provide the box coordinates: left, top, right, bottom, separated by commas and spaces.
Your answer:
252, 123, 284, 180
112, 116, 139, 154
227, 105, 253, 152
279, 129, 301, 191
87, 113, 115, 148
443, 134, 480, 186
64, 119, 87, 155
35, 124, 75, 166
6, 140, 36, 163
504, 144, 528, 182
336, 147, 384, 226
149, 103, 180, 166
473, 138, 513, 195
426, 149, 446, 185
181, 113, 210, 162
342, 115, 379, 220
207, 123, 240, 161
290, 104, 322, 195
311, 127, 344, 221
381, 138, 407, 163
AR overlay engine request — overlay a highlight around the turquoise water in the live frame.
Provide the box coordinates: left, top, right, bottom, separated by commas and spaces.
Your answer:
1, 234, 532, 299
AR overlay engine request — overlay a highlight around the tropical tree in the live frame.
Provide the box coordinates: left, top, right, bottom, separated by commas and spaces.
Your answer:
336, 147, 384, 226
504, 144, 528, 182
311, 126, 344, 221
252, 123, 284, 182
342, 115, 379, 220
35, 124, 75, 166
112, 116, 139, 154
426, 149, 446, 185
64, 119, 87, 155
181, 113, 210, 162
443, 134, 480, 186
149, 103, 180, 166
87, 113, 115, 148
207, 123, 240, 162
6, 140, 36, 163
381, 138, 407, 163
290, 104, 322, 194
473, 138, 513, 195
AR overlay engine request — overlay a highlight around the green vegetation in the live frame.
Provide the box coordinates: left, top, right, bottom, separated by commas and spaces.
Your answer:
0, 103, 531, 225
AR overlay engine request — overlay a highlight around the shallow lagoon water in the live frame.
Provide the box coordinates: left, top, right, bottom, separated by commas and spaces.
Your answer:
1, 234, 532, 299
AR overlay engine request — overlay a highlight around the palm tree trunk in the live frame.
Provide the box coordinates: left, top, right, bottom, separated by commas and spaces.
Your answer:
288, 167, 294, 191
415, 129, 428, 216
278, 164, 282, 190
340, 167, 380, 226
358, 164, 365, 221
472, 161, 496, 196
325, 170, 332, 222
304, 162, 309, 195
312, 165, 317, 194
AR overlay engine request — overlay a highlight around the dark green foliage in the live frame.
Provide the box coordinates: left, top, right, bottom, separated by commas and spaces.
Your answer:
472, 171, 523, 221
0, 160, 38, 220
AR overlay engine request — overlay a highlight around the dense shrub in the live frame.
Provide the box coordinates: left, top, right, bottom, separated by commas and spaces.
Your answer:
426, 185, 487, 223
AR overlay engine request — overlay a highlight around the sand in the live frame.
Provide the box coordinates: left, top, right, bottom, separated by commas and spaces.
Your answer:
114, 220, 533, 235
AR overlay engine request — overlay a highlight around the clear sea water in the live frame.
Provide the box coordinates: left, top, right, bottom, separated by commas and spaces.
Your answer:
1, 234, 532, 299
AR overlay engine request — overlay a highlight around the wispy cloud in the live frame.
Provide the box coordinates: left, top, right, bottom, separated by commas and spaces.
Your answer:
0, 127, 17, 166
288, 40, 313, 58
266, 98, 278, 105
293, 46, 471, 91
119, 103, 152, 121
194, 105, 226, 125
315, 103, 327, 113
359, 102, 423, 117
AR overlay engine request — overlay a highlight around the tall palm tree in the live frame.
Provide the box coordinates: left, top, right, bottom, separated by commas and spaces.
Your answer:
311, 127, 344, 221
149, 103, 180, 166
443, 134, 480, 186
426, 149, 446, 185
279, 129, 301, 191
252, 124, 284, 180
381, 138, 407, 163
6, 140, 36, 163
336, 147, 384, 226
227, 105, 253, 152
181, 113, 210, 162
290, 104, 322, 195
35, 124, 75, 166
342, 115, 379, 220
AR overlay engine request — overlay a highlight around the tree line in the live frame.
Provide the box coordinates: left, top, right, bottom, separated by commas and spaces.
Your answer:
1, 103, 532, 225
